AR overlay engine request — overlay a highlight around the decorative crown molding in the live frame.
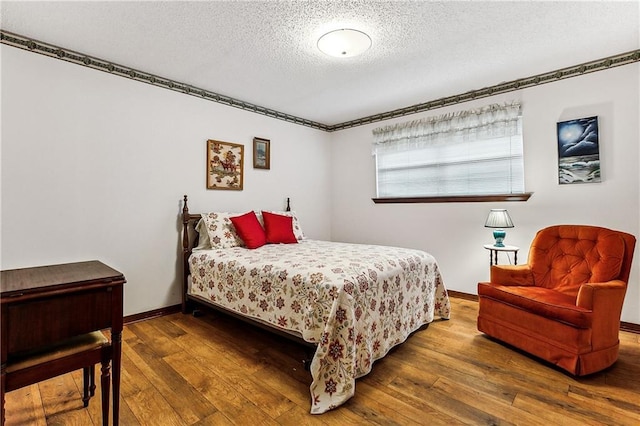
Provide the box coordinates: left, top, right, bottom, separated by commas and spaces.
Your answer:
2, 30, 639, 133
328, 49, 640, 132
0, 30, 330, 132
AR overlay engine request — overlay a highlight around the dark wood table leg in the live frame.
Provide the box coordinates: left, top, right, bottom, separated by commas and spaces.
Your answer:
82, 367, 90, 407
1, 366, 6, 426
112, 332, 122, 426
100, 355, 110, 426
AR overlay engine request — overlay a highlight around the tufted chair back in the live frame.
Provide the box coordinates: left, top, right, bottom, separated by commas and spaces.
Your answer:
528, 225, 635, 298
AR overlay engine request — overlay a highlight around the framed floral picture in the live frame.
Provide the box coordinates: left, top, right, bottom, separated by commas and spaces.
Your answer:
206, 139, 244, 190
253, 137, 270, 170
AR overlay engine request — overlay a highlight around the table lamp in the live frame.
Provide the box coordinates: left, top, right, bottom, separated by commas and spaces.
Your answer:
485, 209, 514, 247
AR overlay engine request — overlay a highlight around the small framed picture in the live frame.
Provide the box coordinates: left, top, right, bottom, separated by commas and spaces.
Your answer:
206, 139, 244, 190
253, 137, 270, 170
557, 116, 600, 184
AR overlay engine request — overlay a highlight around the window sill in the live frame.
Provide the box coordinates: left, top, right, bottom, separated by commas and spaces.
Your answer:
372, 193, 533, 204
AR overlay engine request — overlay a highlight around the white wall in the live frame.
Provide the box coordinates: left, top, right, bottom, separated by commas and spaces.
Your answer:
1, 46, 332, 316
329, 64, 640, 324
2, 44, 639, 325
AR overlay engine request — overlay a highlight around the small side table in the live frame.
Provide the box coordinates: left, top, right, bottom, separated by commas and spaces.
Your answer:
484, 244, 519, 266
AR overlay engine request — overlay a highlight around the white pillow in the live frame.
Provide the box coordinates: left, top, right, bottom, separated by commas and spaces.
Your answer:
193, 219, 212, 250
200, 212, 244, 249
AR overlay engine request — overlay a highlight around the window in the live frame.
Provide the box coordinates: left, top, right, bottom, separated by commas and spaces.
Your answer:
373, 102, 525, 201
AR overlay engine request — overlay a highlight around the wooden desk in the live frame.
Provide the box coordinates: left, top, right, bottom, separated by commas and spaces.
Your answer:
1, 260, 125, 425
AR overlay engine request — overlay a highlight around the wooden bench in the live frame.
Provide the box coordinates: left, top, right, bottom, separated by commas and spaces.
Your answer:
5, 331, 111, 418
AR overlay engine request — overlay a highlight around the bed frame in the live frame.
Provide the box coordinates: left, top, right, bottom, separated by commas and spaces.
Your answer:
180, 195, 315, 353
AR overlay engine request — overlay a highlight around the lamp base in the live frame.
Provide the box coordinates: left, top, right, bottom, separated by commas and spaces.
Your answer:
493, 229, 506, 247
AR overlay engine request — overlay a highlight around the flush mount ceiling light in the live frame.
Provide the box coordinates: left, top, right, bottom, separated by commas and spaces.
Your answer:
317, 29, 371, 58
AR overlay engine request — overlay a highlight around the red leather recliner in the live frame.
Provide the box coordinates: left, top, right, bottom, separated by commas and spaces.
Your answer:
477, 225, 636, 375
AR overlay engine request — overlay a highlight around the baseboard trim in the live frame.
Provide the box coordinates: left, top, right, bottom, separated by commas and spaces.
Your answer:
620, 321, 640, 334
124, 304, 181, 325
447, 290, 479, 301
124, 293, 640, 335
449, 290, 640, 335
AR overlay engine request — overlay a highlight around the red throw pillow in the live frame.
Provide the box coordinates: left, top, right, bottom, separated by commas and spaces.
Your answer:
262, 211, 298, 244
230, 211, 266, 249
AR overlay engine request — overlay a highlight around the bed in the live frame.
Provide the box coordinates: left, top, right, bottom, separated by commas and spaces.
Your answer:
181, 195, 450, 414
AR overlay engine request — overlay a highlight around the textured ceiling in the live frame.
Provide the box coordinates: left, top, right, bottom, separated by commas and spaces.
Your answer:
1, 1, 639, 126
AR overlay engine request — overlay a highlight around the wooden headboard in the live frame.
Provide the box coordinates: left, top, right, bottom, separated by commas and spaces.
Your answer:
181, 195, 201, 313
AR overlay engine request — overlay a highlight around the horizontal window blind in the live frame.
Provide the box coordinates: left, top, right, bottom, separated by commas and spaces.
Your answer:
373, 102, 524, 198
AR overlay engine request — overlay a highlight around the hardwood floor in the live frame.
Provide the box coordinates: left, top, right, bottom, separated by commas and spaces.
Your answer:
5, 297, 640, 425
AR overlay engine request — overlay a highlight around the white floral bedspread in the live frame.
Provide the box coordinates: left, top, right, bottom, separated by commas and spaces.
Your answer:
189, 239, 450, 414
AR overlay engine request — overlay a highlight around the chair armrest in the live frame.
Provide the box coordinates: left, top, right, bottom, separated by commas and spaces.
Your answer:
490, 264, 534, 286
577, 280, 627, 351
576, 280, 627, 311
